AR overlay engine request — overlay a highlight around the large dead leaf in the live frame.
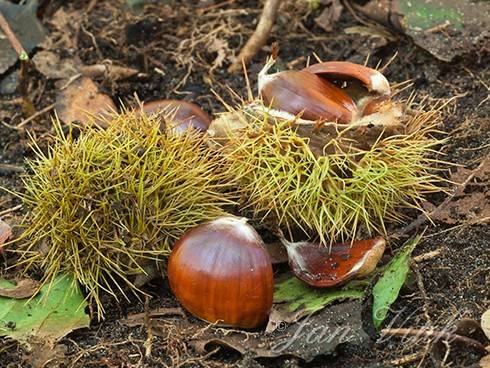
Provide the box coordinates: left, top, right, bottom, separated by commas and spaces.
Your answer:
315, 0, 343, 32
191, 300, 370, 362
123, 299, 370, 362
357, 0, 490, 62
54, 77, 116, 127
431, 156, 490, 225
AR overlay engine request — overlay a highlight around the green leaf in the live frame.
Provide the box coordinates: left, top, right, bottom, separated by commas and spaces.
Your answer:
372, 235, 422, 330
0, 274, 90, 341
274, 276, 366, 314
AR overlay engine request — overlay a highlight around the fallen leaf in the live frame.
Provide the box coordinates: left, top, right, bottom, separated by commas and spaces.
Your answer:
372, 235, 421, 330
0, 274, 90, 342
315, 0, 343, 32
0, 278, 39, 299
0, 0, 46, 74
358, 0, 490, 62
32, 50, 79, 80
24, 339, 67, 368
192, 300, 370, 362
431, 158, 490, 225
267, 274, 365, 331
55, 77, 116, 127
482, 309, 490, 340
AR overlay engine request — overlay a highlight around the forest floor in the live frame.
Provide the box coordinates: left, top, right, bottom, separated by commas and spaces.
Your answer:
0, 1, 488, 367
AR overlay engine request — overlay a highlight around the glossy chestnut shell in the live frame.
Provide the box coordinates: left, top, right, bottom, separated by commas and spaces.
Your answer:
136, 99, 211, 133
167, 217, 273, 329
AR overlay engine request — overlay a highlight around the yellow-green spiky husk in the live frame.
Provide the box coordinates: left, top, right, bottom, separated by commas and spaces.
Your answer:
220, 102, 445, 244
16, 112, 233, 316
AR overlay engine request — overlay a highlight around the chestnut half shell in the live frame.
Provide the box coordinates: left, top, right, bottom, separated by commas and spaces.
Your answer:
168, 217, 273, 329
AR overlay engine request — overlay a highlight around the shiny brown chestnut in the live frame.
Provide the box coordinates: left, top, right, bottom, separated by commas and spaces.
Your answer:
167, 217, 274, 329
258, 58, 355, 123
136, 99, 212, 133
283, 237, 386, 287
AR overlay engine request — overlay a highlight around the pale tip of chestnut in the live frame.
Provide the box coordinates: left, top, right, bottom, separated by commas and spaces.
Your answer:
209, 216, 262, 244
369, 73, 391, 95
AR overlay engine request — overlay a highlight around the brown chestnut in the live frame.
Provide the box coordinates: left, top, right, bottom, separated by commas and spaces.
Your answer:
136, 99, 212, 134
167, 217, 273, 329
258, 59, 354, 123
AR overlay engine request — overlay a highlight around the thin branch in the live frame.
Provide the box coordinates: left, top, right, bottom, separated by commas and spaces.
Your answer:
228, 0, 280, 73
381, 328, 487, 354
0, 10, 28, 60
16, 103, 55, 129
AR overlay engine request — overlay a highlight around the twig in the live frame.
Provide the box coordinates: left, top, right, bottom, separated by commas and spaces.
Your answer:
228, 0, 280, 73
0, 10, 28, 60
413, 248, 443, 262
0, 205, 22, 217
0, 164, 24, 176
381, 328, 487, 354
388, 352, 425, 366
16, 103, 55, 129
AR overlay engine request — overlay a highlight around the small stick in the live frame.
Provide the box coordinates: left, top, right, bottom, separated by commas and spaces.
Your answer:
381, 328, 487, 354
228, 0, 280, 73
0, 204, 22, 217
0, 164, 24, 176
388, 351, 424, 366
0, 10, 28, 60
16, 103, 55, 129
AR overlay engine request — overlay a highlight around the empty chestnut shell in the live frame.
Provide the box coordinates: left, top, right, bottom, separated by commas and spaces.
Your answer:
136, 99, 212, 133
283, 237, 386, 287
303, 61, 391, 96
167, 217, 273, 329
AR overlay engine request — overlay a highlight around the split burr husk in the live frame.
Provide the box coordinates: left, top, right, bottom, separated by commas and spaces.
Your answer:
13, 111, 234, 317
207, 95, 446, 244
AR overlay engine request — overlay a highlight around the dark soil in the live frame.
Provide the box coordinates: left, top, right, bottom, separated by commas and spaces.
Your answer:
0, 1, 489, 367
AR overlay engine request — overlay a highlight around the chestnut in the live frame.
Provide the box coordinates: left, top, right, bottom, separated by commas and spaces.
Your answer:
136, 99, 212, 134
167, 217, 273, 329
283, 237, 386, 287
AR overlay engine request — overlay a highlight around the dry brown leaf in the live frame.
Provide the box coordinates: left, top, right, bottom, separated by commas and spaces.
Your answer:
32, 50, 79, 80
431, 158, 490, 225
315, 0, 343, 32
55, 77, 116, 127
0, 278, 40, 299
190, 300, 370, 362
